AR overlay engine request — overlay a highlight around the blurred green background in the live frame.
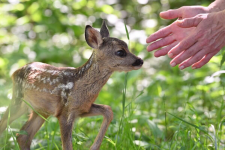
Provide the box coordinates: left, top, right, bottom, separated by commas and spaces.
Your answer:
2, 0, 225, 149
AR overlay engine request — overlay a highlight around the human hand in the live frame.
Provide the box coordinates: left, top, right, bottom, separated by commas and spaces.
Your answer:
146, 6, 209, 57
169, 11, 225, 69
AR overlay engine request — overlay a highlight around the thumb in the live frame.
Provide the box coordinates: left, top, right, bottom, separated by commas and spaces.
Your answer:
177, 17, 202, 28
160, 9, 182, 19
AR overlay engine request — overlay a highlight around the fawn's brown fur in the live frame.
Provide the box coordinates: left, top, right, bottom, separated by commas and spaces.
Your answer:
0, 21, 143, 150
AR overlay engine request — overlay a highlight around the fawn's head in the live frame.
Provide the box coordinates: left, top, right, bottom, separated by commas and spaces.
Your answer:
85, 21, 143, 72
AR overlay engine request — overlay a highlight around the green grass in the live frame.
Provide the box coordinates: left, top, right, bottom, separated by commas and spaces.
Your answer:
1, 65, 225, 150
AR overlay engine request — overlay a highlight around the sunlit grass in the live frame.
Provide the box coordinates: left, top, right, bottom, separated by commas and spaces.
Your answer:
1, 60, 225, 150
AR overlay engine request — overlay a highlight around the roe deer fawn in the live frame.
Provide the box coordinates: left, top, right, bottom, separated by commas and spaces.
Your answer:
0, 21, 143, 150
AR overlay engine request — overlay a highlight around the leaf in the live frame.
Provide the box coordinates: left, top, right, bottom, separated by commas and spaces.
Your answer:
146, 120, 163, 138
135, 95, 151, 103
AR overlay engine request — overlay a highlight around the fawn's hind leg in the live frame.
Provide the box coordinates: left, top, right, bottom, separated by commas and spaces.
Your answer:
0, 101, 28, 134
17, 111, 48, 150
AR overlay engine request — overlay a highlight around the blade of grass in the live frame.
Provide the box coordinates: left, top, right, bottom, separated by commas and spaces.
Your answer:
167, 112, 207, 134
124, 24, 129, 40
125, 91, 144, 109
8, 127, 20, 150
50, 119, 59, 150
122, 23, 130, 117
54, 142, 60, 150
22, 99, 48, 122
218, 75, 225, 149
122, 72, 128, 117
210, 124, 217, 150
4, 105, 11, 150
115, 22, 130, 148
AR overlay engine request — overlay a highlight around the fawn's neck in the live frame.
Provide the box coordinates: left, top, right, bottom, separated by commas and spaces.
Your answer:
75, 51, 113, 94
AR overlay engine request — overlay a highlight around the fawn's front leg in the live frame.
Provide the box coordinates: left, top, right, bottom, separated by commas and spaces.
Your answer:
81, 104, 113, 150
58, 110, 77, 150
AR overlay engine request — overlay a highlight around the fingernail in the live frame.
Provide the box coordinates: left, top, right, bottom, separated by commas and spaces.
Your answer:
171, 62, 176, 67
168, 53, 173, 58
179, 65, 184, 70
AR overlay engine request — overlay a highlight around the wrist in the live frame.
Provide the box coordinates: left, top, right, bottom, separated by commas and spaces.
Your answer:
208, 5, 222, 13
217, 9, 225, 20
207, 0, 225, 13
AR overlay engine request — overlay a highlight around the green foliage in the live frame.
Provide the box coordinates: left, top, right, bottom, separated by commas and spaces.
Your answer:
1, 0, 225, 149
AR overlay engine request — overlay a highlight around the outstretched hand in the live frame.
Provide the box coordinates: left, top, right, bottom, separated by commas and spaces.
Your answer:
146, 6, 209, 57
169, 12, 225, 69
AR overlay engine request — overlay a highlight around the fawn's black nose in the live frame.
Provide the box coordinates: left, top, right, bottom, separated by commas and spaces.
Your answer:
132, 59, 144, 66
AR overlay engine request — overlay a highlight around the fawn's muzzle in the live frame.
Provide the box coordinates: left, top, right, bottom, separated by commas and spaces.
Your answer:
132, 59, 144, 66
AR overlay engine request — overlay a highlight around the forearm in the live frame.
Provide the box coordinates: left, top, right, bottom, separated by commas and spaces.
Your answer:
208, 0, 225, 12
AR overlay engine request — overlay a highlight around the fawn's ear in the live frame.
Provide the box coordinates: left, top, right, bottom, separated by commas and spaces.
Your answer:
85, 25, 103, 49
100, 21, 110, 38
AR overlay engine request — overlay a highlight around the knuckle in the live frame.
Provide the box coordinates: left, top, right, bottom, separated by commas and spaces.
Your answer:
198, 41, 206, 48
175, 57, 183, 64
177, 53, 189, 64
184, 61, 191, 67
195, 55, 203, 61
196, 30, 204, 38
204, 39, 210, 45
186, 19, 192, 25
181, 40, 189, 48
194, 18, 200, 26
167, 9, 173, 15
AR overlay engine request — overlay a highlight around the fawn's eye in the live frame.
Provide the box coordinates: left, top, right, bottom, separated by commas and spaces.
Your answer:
115, 50, 127, 57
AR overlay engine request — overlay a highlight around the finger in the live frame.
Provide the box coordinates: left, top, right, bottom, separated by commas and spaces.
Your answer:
146, 25, 172, 43
147, 34, 175, 51
170, 41, 205, 65
176, 17, 203, 28
154, 41, 179, 57
168, 34, 198, 58
192, 50, 219, 69
178, 48, 209, 69
160, 9, 182, 19
190, 33, 225, 69
191, 33, 225, 69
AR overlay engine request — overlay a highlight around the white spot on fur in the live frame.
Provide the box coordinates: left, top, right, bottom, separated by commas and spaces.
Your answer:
66, 82, 74, 90
43, 88, 48, 93
61, 90, 66, 97
36, 75, 41, 81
